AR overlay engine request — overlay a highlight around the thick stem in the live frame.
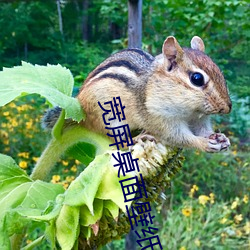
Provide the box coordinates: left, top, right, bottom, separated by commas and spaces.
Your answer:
30, 126, 111, 181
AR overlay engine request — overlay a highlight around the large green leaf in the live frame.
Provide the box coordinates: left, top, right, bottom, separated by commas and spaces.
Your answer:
0, 154, 65, 248
0, 154, 30, 181
63, 153, 110, 213
0, 62, 84, 122
66, 142, 96, 166
79, 199, 103, 227
56, 205, 80, 250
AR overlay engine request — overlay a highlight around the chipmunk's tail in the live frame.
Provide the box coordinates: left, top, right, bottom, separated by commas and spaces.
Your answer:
41, 106, 62, 130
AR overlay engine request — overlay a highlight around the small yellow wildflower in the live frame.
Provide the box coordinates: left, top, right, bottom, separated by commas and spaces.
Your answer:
232, 150, 237, 156
63, 182, 69, 189
234, 214, 243, 224
11, 119, 18, 127
0, 130, 8, 138
75, 159, 81, 165
179, 247, 186, 250
66, 176, 75, 182
9, 103, 16, 108
51, 175, 61, 183
19, 161, 28, 169
18, 152, 30, 159
244, 221, 250, 234
70, 165, 77, 172
221, 162, 228, 167
189, 184, 199, 197
220, 217, 228, 224
32, 157, 39, 162
26, 121, 33, 129
194, 238, 201, 247
209, 193, 215, 204
62, 160, 69, 166
231, 198, 240, 209
3, 111, 9, 116
198, 195, 210, 206
221, 232, 227, 238
182, 207, 192, 217
236, 229, 243, 237
243, 195, 248, 204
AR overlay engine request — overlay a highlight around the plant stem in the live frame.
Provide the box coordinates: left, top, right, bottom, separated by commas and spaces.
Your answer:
30, 126, 111, 181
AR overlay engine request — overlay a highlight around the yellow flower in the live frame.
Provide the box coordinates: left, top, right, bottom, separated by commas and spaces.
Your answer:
3, 111, 9, 116
51, 175, 61, 183
70, 165, 77, 172
220, 217, 228, 224
19, 161, 28, 169
32, 157, 39, 162
244, 221, 250, 234
243, 195, 248, 204
236, 229, 242, 237
62, 160, 69, 166
18, 152, 30, 159
26, 121, 33, 129
221, 162, 228, 167
221, 232, 227, 238
232, 150, 237, 156
11, 119, 18, 127
75, 159, 81, 165
189, 184, 199, 197
234, 214, 243, 224
182, 207, 192, 217
63, 182, 69, 189
198, 195, 210, 206
179, 247, 186, 250
194, 238, 201, 247
66, 176, 75, 182
231, 198, 240, 209
209, 193, 215, 204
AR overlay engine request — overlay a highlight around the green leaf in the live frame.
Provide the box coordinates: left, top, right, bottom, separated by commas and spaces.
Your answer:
20, 181, 64, 213
21, 235, 45, 250
95, 159, 134, 213
64, 153, 110, 213
56, 205, 80, 250
103, 200, 119, 219
0, 62, 84, 122
66, 142, 96, 165
79, 199, 103, 227
52, 109, 66, 139
0, 176, 32, 201
0, 154, 30, 181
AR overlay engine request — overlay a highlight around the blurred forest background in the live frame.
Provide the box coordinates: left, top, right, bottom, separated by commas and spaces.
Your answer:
0, 0, 249, 249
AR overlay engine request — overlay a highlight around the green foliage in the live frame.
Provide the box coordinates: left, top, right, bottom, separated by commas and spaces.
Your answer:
0, 62, 84, 122
159, 196, 249, 249
0, 1, 249, 249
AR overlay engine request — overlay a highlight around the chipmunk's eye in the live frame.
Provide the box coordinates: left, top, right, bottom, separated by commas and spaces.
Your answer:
190, 72, 204, 87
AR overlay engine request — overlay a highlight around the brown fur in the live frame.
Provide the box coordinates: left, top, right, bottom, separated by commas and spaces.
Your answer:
77, 36, 232, 152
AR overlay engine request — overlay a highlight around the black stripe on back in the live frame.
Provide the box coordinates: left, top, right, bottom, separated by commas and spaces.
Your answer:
91, 60, 140, 79
96, 73, 130, 85
125, 48, 154, 62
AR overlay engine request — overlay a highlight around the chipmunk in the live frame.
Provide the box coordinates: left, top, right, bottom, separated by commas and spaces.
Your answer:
43, 36, 232, 153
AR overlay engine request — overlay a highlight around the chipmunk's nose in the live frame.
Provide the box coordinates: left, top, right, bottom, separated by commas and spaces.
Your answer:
219, 101, 232, 114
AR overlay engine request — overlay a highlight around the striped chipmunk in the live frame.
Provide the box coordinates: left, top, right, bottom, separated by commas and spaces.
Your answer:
43, 36, 232, 153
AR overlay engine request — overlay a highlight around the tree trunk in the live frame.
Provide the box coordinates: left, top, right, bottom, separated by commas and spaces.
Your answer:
125, 229, 137, 250
56, 0, 63, 36
128, 0, 142, 48
82, 0, 89, 41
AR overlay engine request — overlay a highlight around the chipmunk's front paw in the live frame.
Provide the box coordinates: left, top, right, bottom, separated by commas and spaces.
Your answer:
133, 132, 156, 144
207, 133, 230, 152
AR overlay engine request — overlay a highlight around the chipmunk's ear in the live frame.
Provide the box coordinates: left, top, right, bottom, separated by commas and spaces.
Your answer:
162, 36, 184, 63
191, 36, 205, 52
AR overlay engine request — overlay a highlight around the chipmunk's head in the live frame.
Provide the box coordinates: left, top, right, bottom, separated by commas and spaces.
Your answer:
159, 36, 232, 115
